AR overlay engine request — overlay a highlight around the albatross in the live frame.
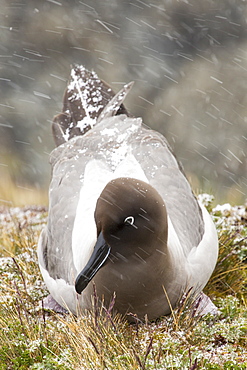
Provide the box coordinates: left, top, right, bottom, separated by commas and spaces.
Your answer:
38, 65, 218, 321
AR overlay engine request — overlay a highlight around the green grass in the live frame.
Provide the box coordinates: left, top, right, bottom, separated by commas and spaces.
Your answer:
0, 196, 246, 369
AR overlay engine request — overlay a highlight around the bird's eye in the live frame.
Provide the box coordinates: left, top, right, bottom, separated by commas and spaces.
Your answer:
124, 216, 135, 225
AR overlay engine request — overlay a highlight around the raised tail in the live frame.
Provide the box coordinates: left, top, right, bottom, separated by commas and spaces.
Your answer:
52, 65, 131, 146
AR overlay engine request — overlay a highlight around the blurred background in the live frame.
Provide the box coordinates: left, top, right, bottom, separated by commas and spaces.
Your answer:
0, 0, 246, 206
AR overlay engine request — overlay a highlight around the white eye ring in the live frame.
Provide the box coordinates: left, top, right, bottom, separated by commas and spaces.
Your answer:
124, 216, 135, 225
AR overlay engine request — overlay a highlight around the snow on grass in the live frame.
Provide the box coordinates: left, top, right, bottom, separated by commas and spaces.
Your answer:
0, 198, 246, 369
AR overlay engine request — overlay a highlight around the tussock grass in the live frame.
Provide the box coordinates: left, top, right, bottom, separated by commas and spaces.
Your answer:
205, 198, 247, 299
207, 231, 247, 297
0, 197, 246, 369
0, 206, 47, 256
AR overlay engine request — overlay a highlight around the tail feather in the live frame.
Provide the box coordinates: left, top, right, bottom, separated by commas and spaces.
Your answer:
52, 65, 130, 146
97, 81, 134, 123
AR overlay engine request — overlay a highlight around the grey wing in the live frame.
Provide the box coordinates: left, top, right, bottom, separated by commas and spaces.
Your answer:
38, 226, 48, 271
131, 127, 204, 252
44, 146, 87, 282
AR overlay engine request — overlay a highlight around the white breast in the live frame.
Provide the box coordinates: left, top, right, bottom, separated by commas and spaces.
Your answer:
72, 154, 149, 273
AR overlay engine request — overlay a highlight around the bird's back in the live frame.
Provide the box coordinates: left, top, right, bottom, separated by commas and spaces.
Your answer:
46, 113, 204, 282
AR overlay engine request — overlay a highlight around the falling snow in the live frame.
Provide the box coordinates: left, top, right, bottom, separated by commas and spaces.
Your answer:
1, 1, 247, 206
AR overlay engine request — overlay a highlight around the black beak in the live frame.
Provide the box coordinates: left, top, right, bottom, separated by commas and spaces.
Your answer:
75, 231, 111, 294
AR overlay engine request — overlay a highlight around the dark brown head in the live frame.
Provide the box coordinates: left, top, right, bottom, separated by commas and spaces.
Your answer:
75, 177, 168, 294
95, 177, 167, 254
